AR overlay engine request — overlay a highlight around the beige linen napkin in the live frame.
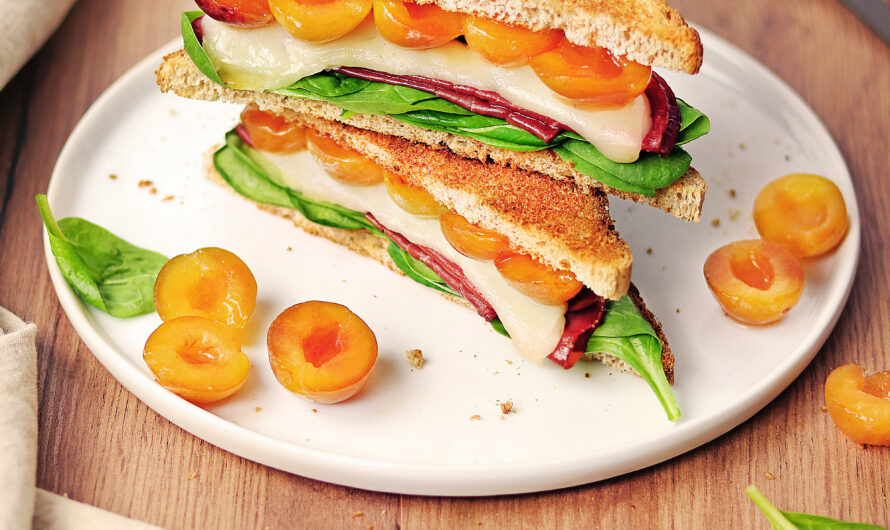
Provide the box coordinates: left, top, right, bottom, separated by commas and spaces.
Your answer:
0, 0, 78, 89
0, 306, 161, 529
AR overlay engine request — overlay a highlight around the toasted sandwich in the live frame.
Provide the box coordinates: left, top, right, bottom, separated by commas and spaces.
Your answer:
155, 0, 709, 419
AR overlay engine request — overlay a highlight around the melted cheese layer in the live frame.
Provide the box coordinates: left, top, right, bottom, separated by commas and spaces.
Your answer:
201, 17, 651, 163
261, 149, 567, 362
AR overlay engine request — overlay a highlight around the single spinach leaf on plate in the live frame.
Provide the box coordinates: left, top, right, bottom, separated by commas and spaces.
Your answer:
586, 295, 680, 421
676, 99, 711, 145
386, 242, 459, 296
37, 195, 167, 318
181, 11, 226, 87
554, 141, 692, 197
745, 485, 887, 530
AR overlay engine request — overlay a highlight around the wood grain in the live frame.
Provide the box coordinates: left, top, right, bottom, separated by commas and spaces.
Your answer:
0, 0, 887, 527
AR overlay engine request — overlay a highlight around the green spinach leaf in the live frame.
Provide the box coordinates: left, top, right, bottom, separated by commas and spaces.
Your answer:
554, 141, 692, 197
386, 242, 459, 296
745, 485, 887, 530
677, 99, 711, 145
587, 296, 680, 421
37, 195, 167, 318
181, 11, 226, 87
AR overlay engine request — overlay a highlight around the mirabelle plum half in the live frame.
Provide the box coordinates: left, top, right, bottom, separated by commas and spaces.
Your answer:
154, 247, 257, 331
754, 173, 848, 258
195, 0, 273, 27
383, 171, 447, 217
494, 253, 582, 305
864, 371, 890, 400
268, 0, 372, 42
373, 0, 462, 49
268, 301, 378, 403
143, 316, 250, 403
306, 129, 385, 186
239, 104, 307, 153
529, 37, 651, 105
825, 364, 890, 446
439, 212, 511, 261
703, 239, 804, 325
462, 16, 561, 66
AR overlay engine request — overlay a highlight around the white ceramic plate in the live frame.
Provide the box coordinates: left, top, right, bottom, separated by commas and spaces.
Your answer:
44, 28, 859, 496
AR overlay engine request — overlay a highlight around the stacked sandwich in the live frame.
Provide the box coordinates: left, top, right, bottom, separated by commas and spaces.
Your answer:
157, 0, 711, 420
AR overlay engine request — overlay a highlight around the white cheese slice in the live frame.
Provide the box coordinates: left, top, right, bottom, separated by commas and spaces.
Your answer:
200, 17, 651, 163
261, 149, 567, 362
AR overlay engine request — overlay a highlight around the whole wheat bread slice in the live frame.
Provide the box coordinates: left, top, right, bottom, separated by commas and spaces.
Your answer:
203, 150, 673, 383
158, 50, 706, 222
416, 0, 702, 74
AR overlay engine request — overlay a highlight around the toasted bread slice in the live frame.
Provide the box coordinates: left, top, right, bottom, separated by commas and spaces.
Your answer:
298, 115, 632, 300
158, 50, 706, 222
417, 0, 703, 74
203, 150, 673, 383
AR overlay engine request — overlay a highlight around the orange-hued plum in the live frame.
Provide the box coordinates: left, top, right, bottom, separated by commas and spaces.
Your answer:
143, 316, 250, 403
268, 301, 378, 403
154, 247, 257, 331
825, 364, 890, 446
703, 239, 804, 325
268, 0, 372, 42
462, 15, 561, 66
306, 129, 385, 185
240, 104, 307, 153
529, 37, 651, 104
383, 171, 447, 217
494, 253, 582, 305
196, 0, 273, 27
373, 0, 462, 49
754, 173, 848, 258
439, 212, 511, 261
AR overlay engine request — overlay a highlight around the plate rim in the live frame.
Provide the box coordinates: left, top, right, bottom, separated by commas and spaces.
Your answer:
43, 26, 860, 496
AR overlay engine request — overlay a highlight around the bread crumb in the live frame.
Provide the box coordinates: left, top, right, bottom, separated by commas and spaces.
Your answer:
728, 188, 737, 198
138, 179, 153, 187
820, 405, 828, 412
499, 400, 515, 414
108, 174, 118, 180
764, 471, 775, 480
406, 349, 424, 369
584, 372, 590, 378
149, 187, 158, 194
287, 246, 293, 251
187, 471, 197, 480
162, 195, 175, 201
676, 308, 680, 313
646, 247, 653, 254
711, 218, 721, 227
311, 409, 318, 413
255, 407, 262, 412
351, 511, 364, 519
728, 209, 741, 221
739, 143, 746, 150
469, 414, 481, 421
506, 360, 513, 365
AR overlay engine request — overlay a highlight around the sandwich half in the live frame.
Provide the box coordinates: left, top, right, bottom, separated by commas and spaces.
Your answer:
160, 0, 710, 222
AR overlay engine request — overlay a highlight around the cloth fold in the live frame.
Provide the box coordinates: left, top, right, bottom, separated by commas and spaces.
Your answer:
0, 0, 79, 89
0, 305, 160, 529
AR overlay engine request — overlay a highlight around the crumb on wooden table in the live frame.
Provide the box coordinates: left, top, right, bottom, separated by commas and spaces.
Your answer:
187, 471, 197, 480
406, 349, 424, 369
820, 405, 828, 412
499, 400, 515, 415
350, 510, 364, 519
469, 414, 481, 421
764, 471, 775, 480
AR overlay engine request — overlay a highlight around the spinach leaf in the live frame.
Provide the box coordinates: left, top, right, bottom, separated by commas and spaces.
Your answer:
554, 140, 692, 197
587, 296, 680, 421
37, 195, 167, 318
745, 485, 886, 530
387, 242, 459, 296
490, 318, 509, 337
181, 11, 226, 87
677, 99, 711, 145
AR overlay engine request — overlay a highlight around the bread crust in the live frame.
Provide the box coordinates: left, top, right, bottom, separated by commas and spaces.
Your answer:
204, 151, 673, 382
157, 50, 706, 222
415, 0, 703, 74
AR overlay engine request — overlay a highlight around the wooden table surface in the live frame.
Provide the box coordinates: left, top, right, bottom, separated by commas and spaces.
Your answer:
1, 0, 887, 527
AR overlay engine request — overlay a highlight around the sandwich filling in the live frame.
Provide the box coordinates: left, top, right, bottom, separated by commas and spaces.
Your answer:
210, 107, 681, 420
181, 10, 710, 198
